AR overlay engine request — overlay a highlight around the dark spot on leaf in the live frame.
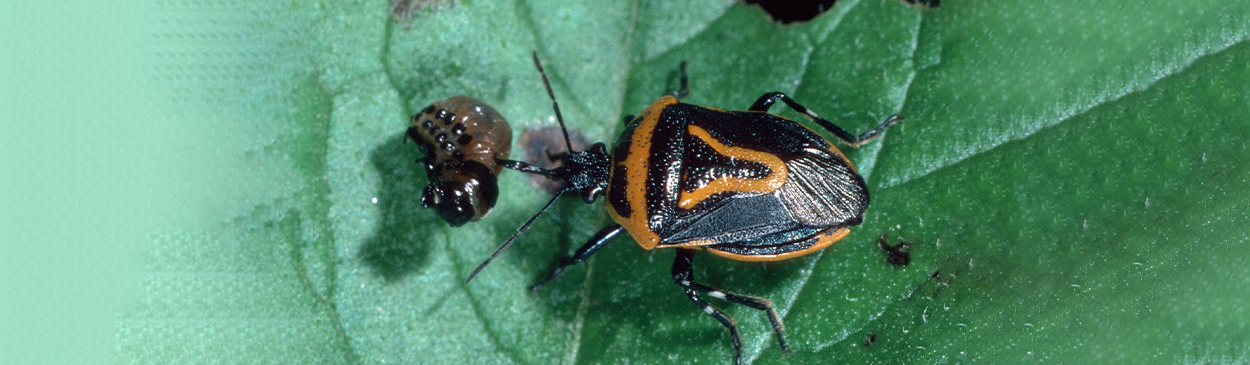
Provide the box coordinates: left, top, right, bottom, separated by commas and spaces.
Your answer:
743, 0, 837, 24
877, 234, 912, 267
902, 0, 939, 8
520, 125, 590, 194
390, 0, 457, 25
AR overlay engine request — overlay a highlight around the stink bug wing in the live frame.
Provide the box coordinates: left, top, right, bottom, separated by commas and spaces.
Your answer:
667, 107, 870, 239
653, 106, 860, 245
778, 147, 869, 227
663, 192, 805, 245
701, 109, 870, 228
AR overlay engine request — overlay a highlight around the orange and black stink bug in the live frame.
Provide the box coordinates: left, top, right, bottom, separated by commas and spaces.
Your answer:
406, 96, 513, 226
469, 53, 902, 365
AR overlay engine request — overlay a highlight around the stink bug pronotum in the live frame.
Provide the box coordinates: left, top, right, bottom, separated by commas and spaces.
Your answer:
468, 53, 902, 365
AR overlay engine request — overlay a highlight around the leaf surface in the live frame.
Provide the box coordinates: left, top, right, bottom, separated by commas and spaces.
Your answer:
119, 0, 1250, 364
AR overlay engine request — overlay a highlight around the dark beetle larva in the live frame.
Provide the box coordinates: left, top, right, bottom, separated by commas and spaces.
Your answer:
406, 96, 513, 226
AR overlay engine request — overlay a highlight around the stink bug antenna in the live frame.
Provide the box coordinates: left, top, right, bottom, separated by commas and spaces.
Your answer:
465, 190, 565, 283
467, 52, 595, 283
532, 51, 574, 153
465, 52, 572, 285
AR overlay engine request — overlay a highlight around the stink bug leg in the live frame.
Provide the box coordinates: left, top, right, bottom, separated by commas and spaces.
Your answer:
529, 224, 625, 292
670, 61, 690, 100
750, 92, 903, 147
672, 249, 792, 365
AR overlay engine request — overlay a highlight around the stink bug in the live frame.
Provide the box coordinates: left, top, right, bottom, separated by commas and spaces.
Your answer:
406, 96, 513, 226
467, 53, 902, 365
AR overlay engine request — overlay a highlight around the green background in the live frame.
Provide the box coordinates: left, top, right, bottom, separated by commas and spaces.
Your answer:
3, 0, 1248, 364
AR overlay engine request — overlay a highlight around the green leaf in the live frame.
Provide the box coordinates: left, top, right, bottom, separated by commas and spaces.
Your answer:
118, 0, 1250, 364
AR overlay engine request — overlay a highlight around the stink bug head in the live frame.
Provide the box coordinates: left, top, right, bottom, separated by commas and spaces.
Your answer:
464, 52, 610, 284
550, 142, 611, 203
